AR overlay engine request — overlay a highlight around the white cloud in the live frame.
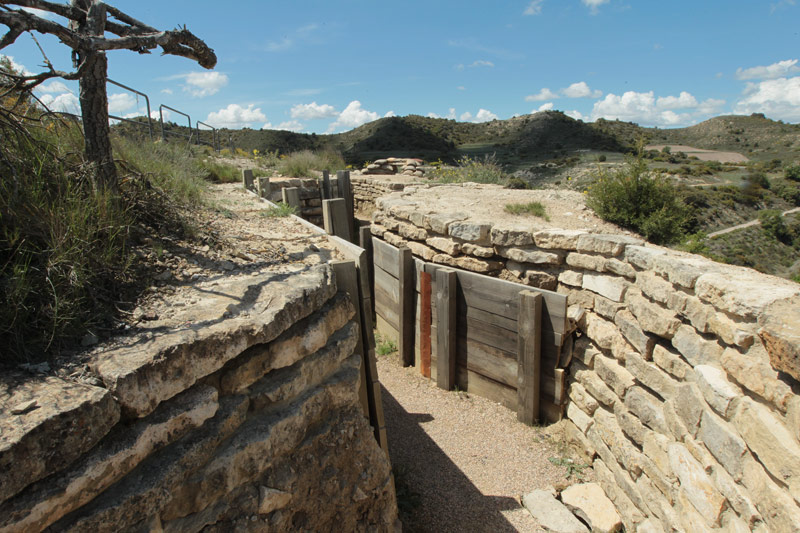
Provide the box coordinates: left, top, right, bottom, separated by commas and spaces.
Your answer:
656, 91, 698, 109
562, 81, 602, 99
161, 88, 173, 95
275, 120, 304, 132
108, 93, 137, 115
771, 0, 797, 13
536, 102, 554, 111
457, 86, 466, 91
152, 109, 168, 121
565, 109, 586, 121
183, 71, 228, 97
735, 59, 800, 80
460, 111, 473, 121
524, 0, 544, 15
290, 101, 338, 120
460, 109, 498, 123
582, 0, 610, 13
328, 100, 379, 132
525, 88, 558, 102
591, 91, 691, 126
206, 103, 267, 128
20, 7, 57, 20
733, 77, 800, 122
384, 111, 396, 117
1, 55, 33, 76
35, 81, 72, 94
469, 60, 494, 68
39, 93, 80, 113
697, 98, 726, 115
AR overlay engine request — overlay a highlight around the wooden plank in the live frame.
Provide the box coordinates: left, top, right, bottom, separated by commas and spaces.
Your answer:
322, 170, 332, 200
337, 170, 356, 242
517, 290, 543, 426
436, 269, 457, 390
458, 337, 517, 388
375, 313, 399, 343
399, 247, 415, 367
456, 367, 517, 410
458, 315, 517, 355
359, 226, 375, 319
420, 271, 432, 378
323, 198, 349, 242
372, 237, 400, 278
374, 266, 399, 303
281, 187, 301, 210
465, 305, 518, 333
553, 368, 567, 407
374, 285, 399, 331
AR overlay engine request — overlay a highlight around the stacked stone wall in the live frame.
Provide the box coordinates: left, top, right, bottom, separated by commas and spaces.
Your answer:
0, 265, 398, 532
351, 177, 407, 213
370, 193, 800, 532
262, 177, 324, 226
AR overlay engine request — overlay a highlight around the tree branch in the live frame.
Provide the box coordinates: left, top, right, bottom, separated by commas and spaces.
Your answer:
0, 0, 84, 22
91, 28, 216, 68
0, 9, 82, 49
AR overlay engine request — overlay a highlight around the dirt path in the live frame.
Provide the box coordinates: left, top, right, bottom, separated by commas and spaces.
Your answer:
708, 206, 800, 238
377, 353, 578, 533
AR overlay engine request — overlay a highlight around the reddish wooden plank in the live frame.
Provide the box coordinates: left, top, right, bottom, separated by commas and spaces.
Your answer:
420, 271, 432, 378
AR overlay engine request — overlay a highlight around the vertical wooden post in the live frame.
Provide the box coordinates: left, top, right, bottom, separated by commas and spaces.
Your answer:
322, 198, 349, 241
282, 187, 301, 211
322, 170, 332, 200
398, 247, 415, 367
359, 226, 375, 319
256, 177, 270, 199
517, 290, 543, 426
420, 271, 432, 379
336, 170, 355, 242
331, 261, 370, 419
436, 268, 456, 390
242, 168, 254, 191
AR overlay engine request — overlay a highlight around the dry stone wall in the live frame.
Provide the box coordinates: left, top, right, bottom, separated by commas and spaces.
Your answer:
351, 177, 408, 213
370, 192, 800, 532
0, 264, 398, 532
258, 177, 324, 226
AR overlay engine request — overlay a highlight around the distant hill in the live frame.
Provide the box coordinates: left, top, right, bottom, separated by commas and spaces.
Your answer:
115, 111, 799, 168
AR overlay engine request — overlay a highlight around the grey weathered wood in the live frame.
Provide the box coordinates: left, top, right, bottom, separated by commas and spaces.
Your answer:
375, 284, 400, 330
375, 266, 399, 303
372, 237, 400, 277
242, 168, 254, 190
337, 170, 355, 242
322, 170, 332, 200
399, 247, 415, 367
517, 290, 543, 426
322, 198, 349, 241
458, 315, 517, 354
436, 268, 457, 390
360, 226, 375, 319
281, 187, 301, 210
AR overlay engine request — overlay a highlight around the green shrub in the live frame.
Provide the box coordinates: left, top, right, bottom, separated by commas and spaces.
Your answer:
785, 164, 800, 181
759, 209, 790, 243
277, 150, 345, 177
198, 159, 240, 183
431, 155, 508, 185
260, 202, 297, 218
586, 154, 689, 244
597, 154, 607, 162
504, 202, 549, 220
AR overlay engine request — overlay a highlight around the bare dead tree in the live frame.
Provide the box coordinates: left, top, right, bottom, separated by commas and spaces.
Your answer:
0, 0, 217, 191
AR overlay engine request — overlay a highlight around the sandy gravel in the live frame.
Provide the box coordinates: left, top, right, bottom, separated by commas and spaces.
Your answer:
377, 353, 577, 533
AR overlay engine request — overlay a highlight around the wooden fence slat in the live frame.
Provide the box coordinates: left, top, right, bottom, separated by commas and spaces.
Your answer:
375, 285, 400, 330
360, 226, 375, 319
337, 170, 355, 242
374, 266, 399, 303
399, 247, 415, 367
322, 170, 332, 200
458, 315, 518, 355
517, 290, 543, 426
420, 271, 432, 378
372, 237, 400, 277
281, 187, 301, 210
436, 269, 457, 390
323, 198, 349, 241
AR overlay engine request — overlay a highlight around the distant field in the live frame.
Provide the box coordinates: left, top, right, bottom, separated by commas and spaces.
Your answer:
645, 144, 749, 163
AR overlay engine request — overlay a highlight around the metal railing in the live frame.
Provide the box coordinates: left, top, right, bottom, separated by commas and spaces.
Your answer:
107, 79, 153, 141
195, 120, 218, 151
159, 104, 193, 143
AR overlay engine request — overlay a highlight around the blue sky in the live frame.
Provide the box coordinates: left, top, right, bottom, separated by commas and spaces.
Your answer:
3, 0, 800, 133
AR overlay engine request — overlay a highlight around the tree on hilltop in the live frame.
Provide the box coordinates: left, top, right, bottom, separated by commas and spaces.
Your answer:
0, 0, 217, 191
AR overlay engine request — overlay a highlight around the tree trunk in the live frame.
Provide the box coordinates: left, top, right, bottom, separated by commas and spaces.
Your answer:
79, 50, 117, 192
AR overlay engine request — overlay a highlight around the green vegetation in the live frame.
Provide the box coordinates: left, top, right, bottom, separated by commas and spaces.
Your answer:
786, 164, 800, 182
276, 149, 345, 177
504, 201, 549, 220
260, 202, 297, 218
586, 154, 690, 244
548, 456, 591, 481
197, 158, 240, 183
376, 336, 398, 356
431, 155, 509, 185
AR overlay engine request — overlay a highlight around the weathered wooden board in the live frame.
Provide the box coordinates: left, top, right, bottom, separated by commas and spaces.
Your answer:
517, 291, 543, 426
455, 367, 517, 410
375, 285, 399, 331
456, 337, 517, 388
374, 265, 399, 304
376, 313, 399, 343
372, 237, 400, 278
436, 269, 457, 391
457, 315, 517, 355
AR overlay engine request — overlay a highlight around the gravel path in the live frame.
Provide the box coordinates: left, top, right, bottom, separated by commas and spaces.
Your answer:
708, 206, 800, 238
377, 353, 573, 533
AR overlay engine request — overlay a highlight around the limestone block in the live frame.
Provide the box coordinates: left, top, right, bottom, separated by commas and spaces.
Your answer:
560, 483, 622, 533
572, 338, 600, 367
615, 310, 655, 359
643, 431, 676, 483
613, 402, 646, 445
671, 325, 724, 367
497, 245, 562, 265
258, 486, 292, 515
758, 295, 800, 382
635, 472, 679, 524
681, 296, 715, 334
625, 350, 677, 399
448, 221, 492, 245
624, 245, 668, 270
93, 266, 336, 418
576, 234, 644, 256
370, 224, 387, 237
408, 209, 429, 227
708, 312, 754, 348
533, 229, 586, 250
566, 252, 605, 272
720, 345, 793, 411
521, 489, 589, 532
0, 374, 120, 503
560, 287, 596, 309
591, 408, 643, 477
489, 223, 534, 246
594, 355, 635, 397
384, 231, 407, 248
603, 258, 636, 279
652, 344, 692, 380
663, 399, 690, 441
0, 385, 218, 532
406, 241, 436, 261
684, 433, 716, 473
575, 369, 618, 408
569, 382, 599, 415
397, 222, 428, 241
452, 256, 504, 273
721, 512, 755, 533
521, 270, 558, 290
460, 242, 495, 258
381, 217, 401, 231
637, 519, 666, 533
432, 253, 457, 268
668, 443, 726, 525
625, 386, 670, 436
699, 409, 747, 481
567, 402, 594, 433
742, 455, 800, 532
635, 271, 674, 304
695, 270, 800, 320
594, 295, 623, 321
424, 212, 468, 234
712, 466, 762, 527
585, 313, 617, 350
592, 459, 646, 532
694, 365, 741, 418
425, 236, 461, 255
610, 332, 635, 362
564, 420, 597, 464
559, 270, 583, 288
673, 382, 706, 437
582, 274, 627, 302
627, 293, 681, 339
674, 488, 716, 532
735, 397, 800, 502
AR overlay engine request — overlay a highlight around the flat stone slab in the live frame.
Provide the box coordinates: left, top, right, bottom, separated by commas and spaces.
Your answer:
560, 483, 622, 533
91, 264, 336, 418
522, 488, 589, 532
0, 372, 120, 502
